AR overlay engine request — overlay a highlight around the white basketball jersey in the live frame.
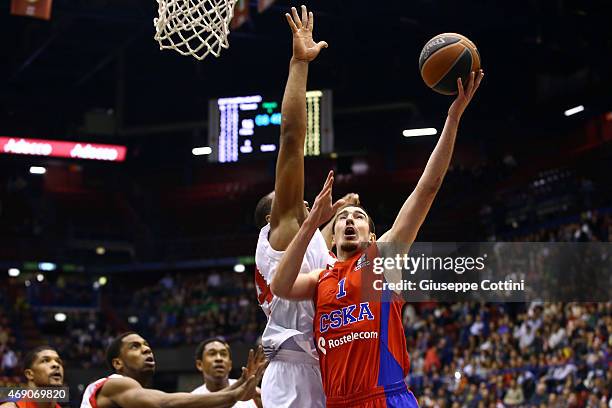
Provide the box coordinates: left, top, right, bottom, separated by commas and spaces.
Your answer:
80, 374, 124, 408
191, 379, 257, 407
255, 223, 335, 359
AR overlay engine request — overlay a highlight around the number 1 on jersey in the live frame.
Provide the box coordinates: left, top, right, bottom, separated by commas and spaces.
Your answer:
336, 278, 347, 299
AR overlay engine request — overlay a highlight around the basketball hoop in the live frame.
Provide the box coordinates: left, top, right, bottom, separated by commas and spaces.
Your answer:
154, 0, 238, 60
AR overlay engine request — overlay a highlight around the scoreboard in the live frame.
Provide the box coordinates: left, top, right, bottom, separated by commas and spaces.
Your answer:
208, 90, 333, 163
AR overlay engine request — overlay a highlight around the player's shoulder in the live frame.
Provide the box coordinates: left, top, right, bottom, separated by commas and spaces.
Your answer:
99, 375, 141, 396
255, 224, 271, 248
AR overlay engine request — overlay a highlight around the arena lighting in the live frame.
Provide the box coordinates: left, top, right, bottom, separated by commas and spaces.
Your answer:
402, 128, 438, 137
234, 263, 246, 273
36, 273, 44, 282
128, 316, 139, 324
96, 246, 106, 255
93, 281, 101, 290
564, 105, 584, 117
192, 146, 212, 156
54, 313, 67, 322
0, 137, 127, 162
24, 280, 31, 287
8, 268, 20, 277
38, 262, 56, 271
29, 166, 46, 174
98, 276, 108, 286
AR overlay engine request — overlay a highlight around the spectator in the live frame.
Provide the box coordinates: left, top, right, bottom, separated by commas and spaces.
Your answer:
503, 378, 525, 406
1, 347, 18, 376
528, 380, 547, 406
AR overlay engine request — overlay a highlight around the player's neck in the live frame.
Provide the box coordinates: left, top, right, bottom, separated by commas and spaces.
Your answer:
336, 249, 358, 261
205, 377, 229, 392
126, 371, 153, 388
337, 242, 368, 261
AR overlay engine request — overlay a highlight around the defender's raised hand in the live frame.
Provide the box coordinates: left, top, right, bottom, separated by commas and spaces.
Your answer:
285, 5, 328, 62
448, 69, 484, 121
308, 171, 346, 228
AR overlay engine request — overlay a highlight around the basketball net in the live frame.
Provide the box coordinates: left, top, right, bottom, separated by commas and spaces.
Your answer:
154, 0, 238, 60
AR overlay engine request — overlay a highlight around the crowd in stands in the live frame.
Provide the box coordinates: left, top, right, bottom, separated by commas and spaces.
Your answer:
0, 269, 265, 372
1, 208, 610, 407
113, 271, 264, 347
406, 301, 611, 407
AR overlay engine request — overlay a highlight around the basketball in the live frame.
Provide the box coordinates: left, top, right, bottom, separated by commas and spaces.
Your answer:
419, 33, 481, 95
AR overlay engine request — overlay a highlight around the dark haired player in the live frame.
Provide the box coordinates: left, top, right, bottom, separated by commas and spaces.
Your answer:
271, 71, 484, 407
192, 338, 263, 408
80, 332, 265, 408
0, 346, 63, 408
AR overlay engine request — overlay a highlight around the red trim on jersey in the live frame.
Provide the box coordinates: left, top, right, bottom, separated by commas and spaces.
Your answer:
254, 267, 273, 306
88, 377, 111, 408
326, 250, 337, 269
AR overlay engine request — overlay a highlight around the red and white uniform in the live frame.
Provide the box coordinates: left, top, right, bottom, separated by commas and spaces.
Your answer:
314, 244, 418, 408
192, 379, 257, 407
80, 374, 123, 408
255, 223, 335, 408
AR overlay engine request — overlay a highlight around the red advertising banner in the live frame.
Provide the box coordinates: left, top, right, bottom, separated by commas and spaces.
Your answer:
11, 0, 53, 20
0, 137, 127, 162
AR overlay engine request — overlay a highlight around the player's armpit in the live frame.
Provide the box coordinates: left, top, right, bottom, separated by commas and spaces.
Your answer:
268, 216, 300, 251
374, 241, 411, 296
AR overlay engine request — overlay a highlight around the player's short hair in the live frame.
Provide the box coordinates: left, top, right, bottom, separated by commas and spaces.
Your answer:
23, 346, 57, 370
195, 338, 231, 361
331, 204, 376, 236
106, 332, 137, 371
254, 192, 274, 229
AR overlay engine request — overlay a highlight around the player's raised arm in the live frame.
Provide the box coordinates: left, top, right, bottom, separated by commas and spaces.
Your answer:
100, 371, 262, 408
269, 5, 329, 250
271, 171, 345, 300
379, 70, 484, 245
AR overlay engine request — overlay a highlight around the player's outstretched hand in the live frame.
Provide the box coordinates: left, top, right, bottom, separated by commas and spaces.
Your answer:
285, 5, 328, 62
233, 361, 268, 402
308, 171, 346, 228
245, 345, 267, 376
448, 69, 484, 121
